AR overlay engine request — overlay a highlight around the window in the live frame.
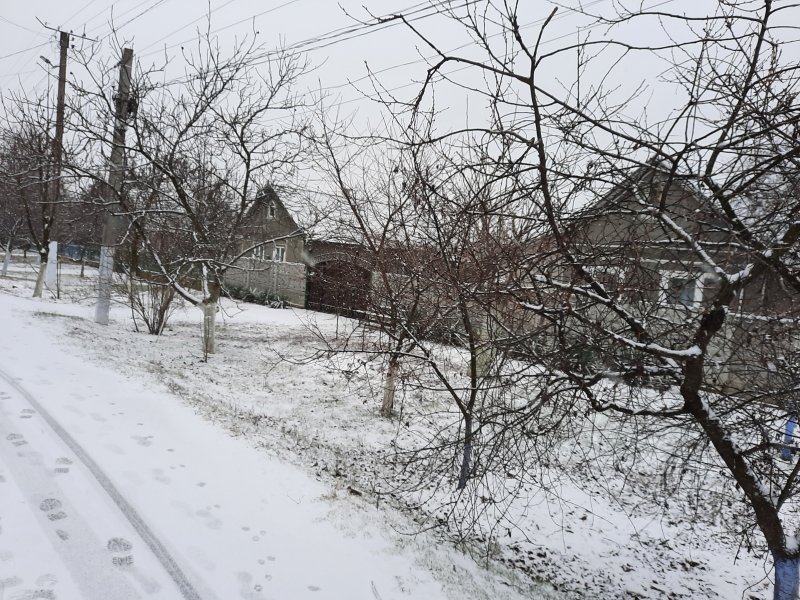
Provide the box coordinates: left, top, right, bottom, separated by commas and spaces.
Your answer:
666, 277, 697, 307
273, 245, 286, 262
267, 203, 276, 219
657, 269, 707, 308
252, 245, 266, 260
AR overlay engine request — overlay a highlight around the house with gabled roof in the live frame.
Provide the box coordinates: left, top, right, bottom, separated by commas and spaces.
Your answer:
529, 163, 800, 396
224, 185, 307, 306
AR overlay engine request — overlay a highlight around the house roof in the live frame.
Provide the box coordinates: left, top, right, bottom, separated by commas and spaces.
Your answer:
566, 162, 709, 226
242, 184, 303, 236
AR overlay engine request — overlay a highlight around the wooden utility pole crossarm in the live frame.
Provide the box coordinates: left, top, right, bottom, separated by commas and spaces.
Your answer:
95, 47, 134, 325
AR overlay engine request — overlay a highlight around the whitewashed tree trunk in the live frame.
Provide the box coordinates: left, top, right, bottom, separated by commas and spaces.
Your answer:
95, 246, 114, 325
381, 357, 399, 418
1, 239, 11, 277
44, 240, 57, 291
202, 300, 217, 355
773, 553, 800, 600
32, 256, 47, 298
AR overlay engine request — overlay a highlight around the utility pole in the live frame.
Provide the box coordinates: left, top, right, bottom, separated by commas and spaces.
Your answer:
95, 47, 134, 325
44, 33, 66, 293
34, 30, 69, 298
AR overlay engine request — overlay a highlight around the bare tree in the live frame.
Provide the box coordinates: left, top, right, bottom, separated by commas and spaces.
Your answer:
71, 35, 310, 354
0, 161, 24, 277
0, 90, 66, 296
315, 113, 542, 491
365, 0, 800, 596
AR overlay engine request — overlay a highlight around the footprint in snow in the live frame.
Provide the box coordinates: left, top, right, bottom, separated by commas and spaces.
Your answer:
195, 509, 222, 530
6, 433, 27, 447
39, 499, 61, 512
152, 469, 171, 485
107, 539, 161, 593
39, 499, 67, 522
107, 537, 134, 568
131, 435, 154, 447
54, 458, 72, 475
235, 571, 266, 600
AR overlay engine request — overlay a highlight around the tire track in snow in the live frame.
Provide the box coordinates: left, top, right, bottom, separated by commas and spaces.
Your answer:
0, 366, 207, 600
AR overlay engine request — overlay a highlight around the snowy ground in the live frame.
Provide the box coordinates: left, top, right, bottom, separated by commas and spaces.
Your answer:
0, 256, 777, 599
0, 260, 543, 600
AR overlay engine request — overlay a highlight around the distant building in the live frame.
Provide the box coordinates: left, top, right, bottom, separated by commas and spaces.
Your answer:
225, 186, 307, 306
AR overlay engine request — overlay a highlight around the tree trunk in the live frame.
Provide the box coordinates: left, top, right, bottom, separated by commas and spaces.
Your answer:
381, 357, 399, 417
44, 240, 57, 290
201, 300, 217, 355
95, 246, 114, 325
1, 238, 11, 277
457, 414, 474, 490
33, 254, 47, 298
773, 552, 800, 600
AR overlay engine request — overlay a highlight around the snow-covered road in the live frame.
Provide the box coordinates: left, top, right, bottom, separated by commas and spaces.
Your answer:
0, 369, 192, 599
0, 292, 514, 600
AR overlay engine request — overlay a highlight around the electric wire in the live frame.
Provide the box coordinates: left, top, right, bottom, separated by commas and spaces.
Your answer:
138, 0, 302, 56
162, 0, 472, 85
63, 0, 103, 30
0, 41, 51, 62
4, 0, 678, 122
136, 0, 240, 52
0, 15, 39, 35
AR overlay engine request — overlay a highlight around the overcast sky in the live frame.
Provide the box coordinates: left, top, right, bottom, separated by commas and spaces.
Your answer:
0, 1, 484, 122
4, 1, 798, 120
2, 0, 798, 197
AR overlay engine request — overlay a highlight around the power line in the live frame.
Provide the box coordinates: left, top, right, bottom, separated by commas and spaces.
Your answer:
0, 15, 39, 35
137, 0, 240, 52
98, 0, 173, 39
7, 0, 156, 90
139, 0, 448, 60
0, 68, 40, 80
322, 0, 612, 95
216, 0, 677, 127
83, 0, 154, 35
164, 0, 469, 86
63, 0, 103, 29
0, 41, 51, 62
139, 0, 302, 56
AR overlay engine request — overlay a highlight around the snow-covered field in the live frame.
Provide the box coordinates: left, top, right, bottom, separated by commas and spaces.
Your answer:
0, 257, 776, 599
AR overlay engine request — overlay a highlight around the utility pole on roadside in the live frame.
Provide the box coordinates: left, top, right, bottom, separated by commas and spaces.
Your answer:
43, 31, 69, 292
32, 30, 69, 298
94, 47, 134, 325
51, 30, 68, 207
33, 22, 96, 297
